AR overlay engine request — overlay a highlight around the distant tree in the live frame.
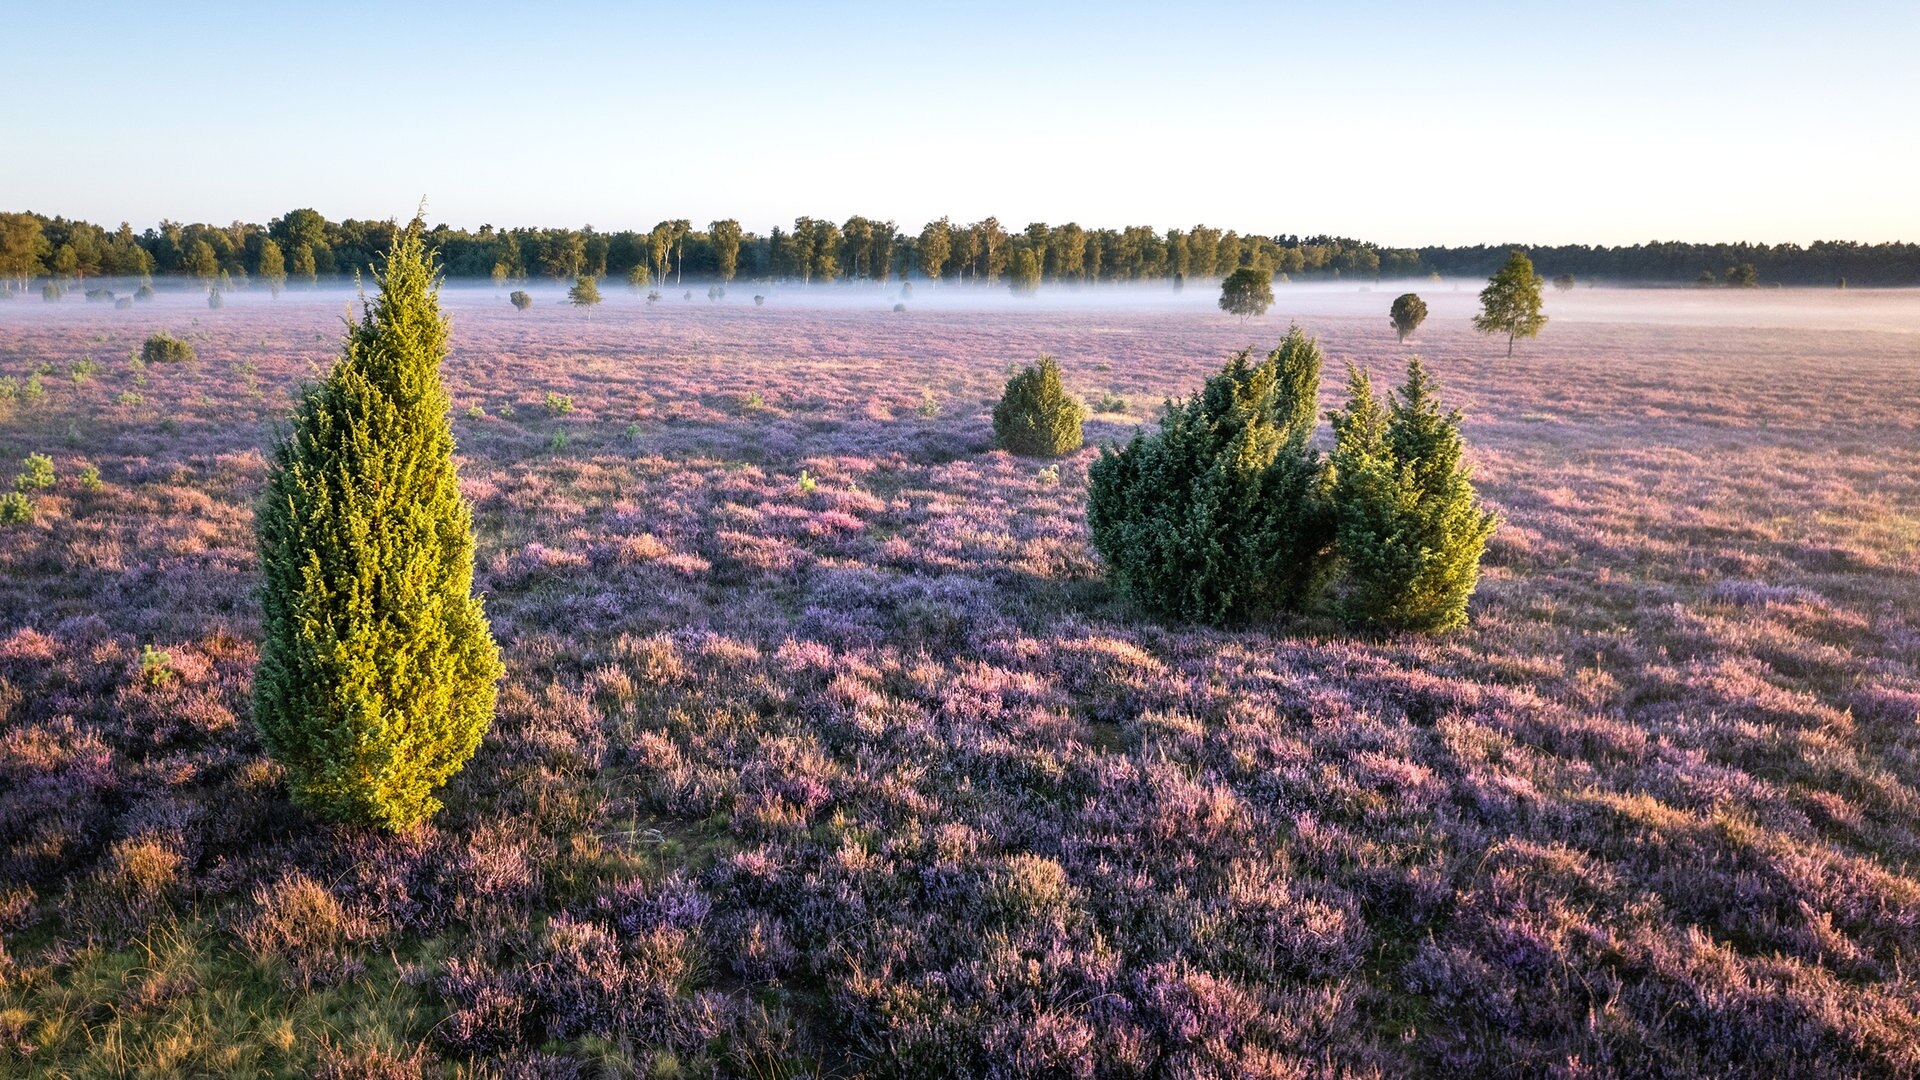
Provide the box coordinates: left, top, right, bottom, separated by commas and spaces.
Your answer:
258, 238, 287, 297
291, 243, 318, 286
1473, 250, 1547, 356
1389, 293, 1428, 342
1697, 270, 1717, 287
50, 244, 80, 281
184, 240, 219, 283
1218, 266, 1274, 319
510, 290, 532, 311
1726, 263, 1758, 287
709, 219, 743, 282
254, 218, 502, 832
1553, 273, 1575, 292
648, 222, 675, 286
626, 263, 651, 289
670, 219, 692, 284
993, 355, 1082, 456
1008, 247, 1042, 295
1329, 357, 1497, 631
0, 213, 50, 292
207, 286, 224, 309
568, 275, 601, 313
918, 217, 952, 283
539, 232, 585, 281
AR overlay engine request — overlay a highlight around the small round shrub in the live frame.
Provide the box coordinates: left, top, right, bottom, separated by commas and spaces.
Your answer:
510, 290, 532, 311
141, 333, 196, 364
993, 355, 1083, 457
135, 284, 154, 302
0, 491, 30, 525
41, 282, 62, 302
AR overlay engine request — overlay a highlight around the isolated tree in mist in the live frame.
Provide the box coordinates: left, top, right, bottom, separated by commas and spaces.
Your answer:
568, 275, 602, 313
1008, 248, 1042, 295
1473, 250, 1547, 356
510, 290, 533, 311
709, 219, 743, 282
1726, 263, 1758, 287
1553, 273, 1575, 292
1219, 266, 1274, 319
918, 217, 952, 283
1329, 357, 1496, 631
258, 239, 288, 297
254, 218, 503, 832
993, 355, 1082, 456
1389, 293, 1427, 342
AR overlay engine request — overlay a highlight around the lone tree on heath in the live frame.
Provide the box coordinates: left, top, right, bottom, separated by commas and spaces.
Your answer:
1219, 266, 1274, 320
1389, 293, 1427, 342
1329, 357, 1497, 632
510, 290, 533, 311
254, 216, 503, 832
993, 355, 1083, 456
568, 275, 602, 314
1473, 250, 1547, 356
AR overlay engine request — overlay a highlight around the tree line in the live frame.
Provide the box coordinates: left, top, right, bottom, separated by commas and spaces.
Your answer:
3, 208, 1916, 290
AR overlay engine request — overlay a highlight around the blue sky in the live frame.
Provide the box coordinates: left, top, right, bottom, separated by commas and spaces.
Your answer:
4, 1, 1915, 245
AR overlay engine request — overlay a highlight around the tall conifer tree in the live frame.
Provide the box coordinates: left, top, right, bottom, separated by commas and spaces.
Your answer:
254, 216, 503, 831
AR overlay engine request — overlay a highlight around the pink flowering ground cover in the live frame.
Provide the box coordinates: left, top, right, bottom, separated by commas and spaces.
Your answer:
1, 282, 1918, 1077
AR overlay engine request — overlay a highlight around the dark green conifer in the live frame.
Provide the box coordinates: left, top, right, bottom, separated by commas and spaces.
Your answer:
993, 355, 1083, 457
1329, 357, 1496, 631
254, 217, 503, 831
1088, 326, 1333, 623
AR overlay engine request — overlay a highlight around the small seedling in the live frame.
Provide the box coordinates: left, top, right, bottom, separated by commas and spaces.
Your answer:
796, 470, 817, 495
15, 454, 54, 492
917, 389, 941, 418
139, 644, 176, 688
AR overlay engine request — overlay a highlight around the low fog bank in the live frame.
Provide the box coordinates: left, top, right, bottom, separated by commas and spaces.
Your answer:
6, 276, 1917, 334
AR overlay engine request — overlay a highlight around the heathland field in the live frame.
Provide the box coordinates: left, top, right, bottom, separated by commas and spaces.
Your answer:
2, 282, 1919, 1077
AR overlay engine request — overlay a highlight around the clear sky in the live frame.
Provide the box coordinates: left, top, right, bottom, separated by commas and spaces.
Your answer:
4, 1, 1915, 246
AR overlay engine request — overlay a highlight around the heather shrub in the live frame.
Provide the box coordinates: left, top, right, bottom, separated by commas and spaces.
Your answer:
237, 870, 378, 989
254, 218, 504, 831
141, 332, 195, 364
992, 355, 1083, 457
1088, 327, 1334, 623
1328, 357, 1497, 631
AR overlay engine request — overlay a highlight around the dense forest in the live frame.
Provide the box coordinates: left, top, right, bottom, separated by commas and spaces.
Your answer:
2, 208, 1914, 290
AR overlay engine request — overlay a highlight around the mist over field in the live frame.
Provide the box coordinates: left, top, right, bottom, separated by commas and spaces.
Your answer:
4, 269, 1920, 1075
